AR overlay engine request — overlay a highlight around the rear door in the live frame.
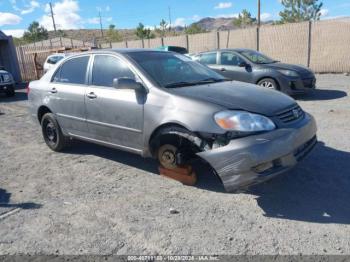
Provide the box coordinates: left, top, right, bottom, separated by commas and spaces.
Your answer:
218, 51, 253, 82
48, 55, 90, 137
84, 54, 144, 151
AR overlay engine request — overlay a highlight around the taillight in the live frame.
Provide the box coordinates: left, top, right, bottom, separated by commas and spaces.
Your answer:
26, 82, 30, 95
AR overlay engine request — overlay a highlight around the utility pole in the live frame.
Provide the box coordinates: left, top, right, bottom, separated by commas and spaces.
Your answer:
99, 11, 104, 38
168, 6, 172, 32
49, 2, 57, 34
257, 0, 261, 27
257, 0, 261, 51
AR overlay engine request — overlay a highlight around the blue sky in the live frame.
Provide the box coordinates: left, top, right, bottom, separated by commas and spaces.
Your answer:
1, 0, 349, 37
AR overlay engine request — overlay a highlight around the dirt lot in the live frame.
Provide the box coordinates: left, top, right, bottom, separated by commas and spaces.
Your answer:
0, 74, 349, 255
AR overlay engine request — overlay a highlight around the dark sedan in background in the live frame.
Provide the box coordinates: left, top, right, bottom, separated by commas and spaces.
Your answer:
190, 48, 316, 95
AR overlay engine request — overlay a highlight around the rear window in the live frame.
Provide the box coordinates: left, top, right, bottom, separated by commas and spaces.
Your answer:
168, 46, 188, 54
199, 52, 217, 65
52, 56, 89, 84
47, 55, 64, 65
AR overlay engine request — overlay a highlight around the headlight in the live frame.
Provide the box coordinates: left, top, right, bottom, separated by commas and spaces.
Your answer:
278, 69, 299, 77
214, 110, 276, 132
2, 74, 12, 82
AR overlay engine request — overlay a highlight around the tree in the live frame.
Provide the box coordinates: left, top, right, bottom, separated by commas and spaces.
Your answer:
159, 19, 168, 37
185, 24, 206, 35
233, 9, 256, 28
22, 21, 48, 42
279, 0, 323, 23
107, 24, 122, 42
135, 23, 155, 39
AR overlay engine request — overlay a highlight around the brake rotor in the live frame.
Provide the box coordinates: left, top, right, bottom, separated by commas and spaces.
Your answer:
158, 144, 178, 169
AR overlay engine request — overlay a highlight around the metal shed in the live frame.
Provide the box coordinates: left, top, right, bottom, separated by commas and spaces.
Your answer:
0, 31, 21, 82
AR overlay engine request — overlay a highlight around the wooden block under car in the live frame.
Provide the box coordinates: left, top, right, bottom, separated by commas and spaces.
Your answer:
159, 166, 197, 186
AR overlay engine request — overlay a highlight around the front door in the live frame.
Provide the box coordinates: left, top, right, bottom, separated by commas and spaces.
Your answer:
217, 51, 252, 82
85, 54, 144, 151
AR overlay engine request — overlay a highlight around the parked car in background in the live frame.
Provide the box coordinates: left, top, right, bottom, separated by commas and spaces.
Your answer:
190, 48, 316, 95
28, 49, 317, 192
43, 53, 68, 73
0, 66, 15, 97
156, 46, 188, 54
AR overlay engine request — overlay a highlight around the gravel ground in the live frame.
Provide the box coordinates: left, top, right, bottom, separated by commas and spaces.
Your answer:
0, 74, 349, 255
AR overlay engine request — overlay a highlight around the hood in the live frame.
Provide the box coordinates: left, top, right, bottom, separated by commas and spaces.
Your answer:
168, 81, 296, 116
262, 62, 313, 76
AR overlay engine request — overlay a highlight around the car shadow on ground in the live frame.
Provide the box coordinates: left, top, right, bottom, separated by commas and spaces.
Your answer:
0, 90, 28, 103
0, 188, 42, 212
67, 140, 226, 192
66, 140, 350, 224
248, 141, 350, 224
294, 88, 347, 101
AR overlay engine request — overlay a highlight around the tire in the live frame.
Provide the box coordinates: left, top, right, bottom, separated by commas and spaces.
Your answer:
5, 86, 15, 97
257, 78, 278, 90
41, 113, 68, 152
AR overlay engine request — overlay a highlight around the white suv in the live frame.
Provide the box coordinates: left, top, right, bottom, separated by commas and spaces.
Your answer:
43, 53, 68, 73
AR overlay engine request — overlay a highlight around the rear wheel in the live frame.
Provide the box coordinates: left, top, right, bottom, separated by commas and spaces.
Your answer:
257, 78, 278, 90
5, 86, 15, 97
41, 113, 68, 152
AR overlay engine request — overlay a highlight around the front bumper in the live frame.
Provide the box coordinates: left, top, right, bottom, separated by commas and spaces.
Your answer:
0, 83, 15, 93
279, 75, 316, 95
197, 113, 317, 192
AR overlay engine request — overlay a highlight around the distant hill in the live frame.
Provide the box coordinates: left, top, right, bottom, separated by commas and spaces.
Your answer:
35, 16, 275, 45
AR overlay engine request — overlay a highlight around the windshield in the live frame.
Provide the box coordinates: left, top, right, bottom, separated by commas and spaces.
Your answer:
127, 51, 227, 88
238, 50, 277, 64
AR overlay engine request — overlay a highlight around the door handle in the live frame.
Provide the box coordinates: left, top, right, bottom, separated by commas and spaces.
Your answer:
86, 92, 97, 99
50, 87, 57, 94
220, 68, 226, 72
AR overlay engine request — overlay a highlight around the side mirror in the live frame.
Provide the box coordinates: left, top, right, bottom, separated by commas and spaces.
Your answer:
113, 78, 145, 92
238, 62, 248, 67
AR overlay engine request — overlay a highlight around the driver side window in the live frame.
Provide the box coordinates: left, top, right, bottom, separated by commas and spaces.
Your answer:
220, 52, 245, 66
92, 55, 135, 87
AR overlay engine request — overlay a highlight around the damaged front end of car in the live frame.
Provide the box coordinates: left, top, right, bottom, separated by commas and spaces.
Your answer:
150, 112, 317, 193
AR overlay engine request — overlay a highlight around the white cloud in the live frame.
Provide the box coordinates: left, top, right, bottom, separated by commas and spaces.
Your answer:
20, 0, 40, 15
320, 8, 329, 17
88, 17, 100, 24
105, 5, 110, 12
40, 0, 82, 30
192, 15, 201, 22
106, 17, 113, 22
261, 13, 272, 21
2, 29, 25, 38
174, 17, 186, 27
0, 12, 22, 26
216, 13, 239, 18
214, 2, 232, 9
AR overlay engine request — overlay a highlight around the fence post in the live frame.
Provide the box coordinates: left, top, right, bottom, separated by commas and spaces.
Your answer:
216, 31, 220, 49
161, 37, 164, 46
256, 27, 260, 51
185, 35, 189, 52
307, 21, 312, 68
226, 30, 230, 48
19, 46, 28, 81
